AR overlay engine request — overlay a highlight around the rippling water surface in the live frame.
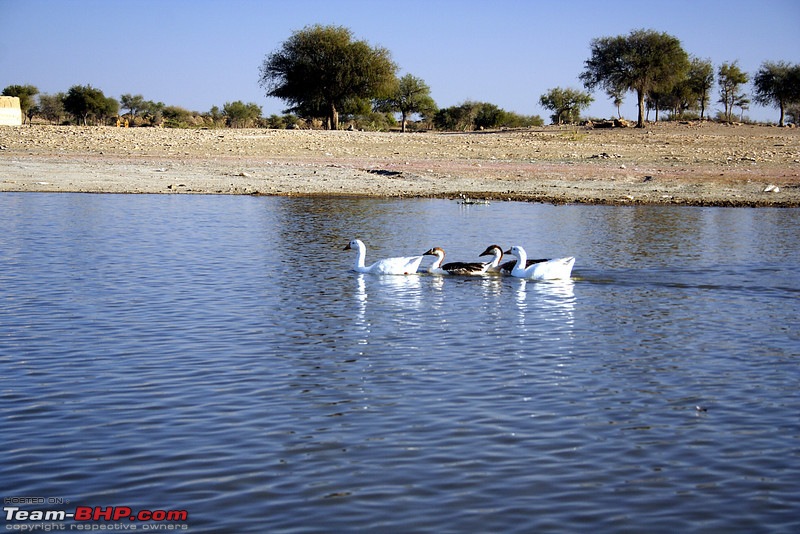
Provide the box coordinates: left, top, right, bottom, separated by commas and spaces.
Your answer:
1, 193, 799, 532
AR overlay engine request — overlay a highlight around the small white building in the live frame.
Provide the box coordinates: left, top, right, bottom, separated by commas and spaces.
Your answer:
0, 96, 23, 126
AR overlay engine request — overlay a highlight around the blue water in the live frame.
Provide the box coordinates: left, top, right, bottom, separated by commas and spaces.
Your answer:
1, 193, 799, 533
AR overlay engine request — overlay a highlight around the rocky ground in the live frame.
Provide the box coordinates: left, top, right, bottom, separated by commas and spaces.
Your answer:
1, 122, 799, 206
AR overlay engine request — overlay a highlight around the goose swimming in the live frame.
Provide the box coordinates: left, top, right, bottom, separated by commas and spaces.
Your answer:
423, 247, 492, 276
344, 239, 424, 275
479, 244, 549, 275
503, 245, 575, 280
478, 245, 504, 273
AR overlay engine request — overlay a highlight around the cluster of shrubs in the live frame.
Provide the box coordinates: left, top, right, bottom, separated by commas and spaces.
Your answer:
4, 83, 548, 131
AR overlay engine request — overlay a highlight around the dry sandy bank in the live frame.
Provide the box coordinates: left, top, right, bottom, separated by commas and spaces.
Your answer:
1, 123, 798, 206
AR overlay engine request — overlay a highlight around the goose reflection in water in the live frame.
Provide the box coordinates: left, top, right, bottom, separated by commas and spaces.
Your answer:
353, 273, 423, 354
353, 272, 423, 315
514, 279, 576, 329
354, 274, 370, 350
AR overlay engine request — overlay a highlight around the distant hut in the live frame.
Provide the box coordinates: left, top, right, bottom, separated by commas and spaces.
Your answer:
0, 96, 23, 126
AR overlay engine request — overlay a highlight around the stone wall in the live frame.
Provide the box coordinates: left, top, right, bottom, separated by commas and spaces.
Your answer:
0, 96, 23, 126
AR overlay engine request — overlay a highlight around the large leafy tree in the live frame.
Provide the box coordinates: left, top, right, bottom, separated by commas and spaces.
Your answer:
717, 61, 749, 122
62, 85, 115, 125
539, 87, 593, 124
374, 74, 437, 132
580, 29, 689, 127
753, 61, 800, 126
259, 25, 397, 130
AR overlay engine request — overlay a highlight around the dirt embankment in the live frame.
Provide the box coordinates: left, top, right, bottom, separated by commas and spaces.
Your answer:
1, 122, 798, 206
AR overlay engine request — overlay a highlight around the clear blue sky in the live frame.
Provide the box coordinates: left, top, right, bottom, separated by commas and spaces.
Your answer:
1, 0, 798, 123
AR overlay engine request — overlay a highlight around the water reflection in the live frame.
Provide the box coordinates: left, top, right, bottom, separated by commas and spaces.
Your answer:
513, 279, 576, 329
368, 272, 423, 304
354, 274, 369, 348
530, 279, 576, 308
352, 272, 423, 337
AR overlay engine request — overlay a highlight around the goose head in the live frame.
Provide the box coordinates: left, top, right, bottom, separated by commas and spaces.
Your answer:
344, 239, 364, 251
423, 247, 445, 258
479, 245, 503, 258
504, 246, 530, 268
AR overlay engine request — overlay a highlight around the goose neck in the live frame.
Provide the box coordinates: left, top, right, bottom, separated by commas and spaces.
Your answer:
428, 250, 444, 271
489, 249, 502, 268
511, 247, 528, 275
353, 242, 367, 270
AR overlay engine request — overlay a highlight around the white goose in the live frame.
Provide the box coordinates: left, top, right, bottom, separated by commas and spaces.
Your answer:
479, 244, 550, 275
344, 239, 424, 275
423, 247, 492, 276
503, 245, 575, 280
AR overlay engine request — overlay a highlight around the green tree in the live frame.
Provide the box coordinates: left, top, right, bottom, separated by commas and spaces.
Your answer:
539, 87, 594, 124
2, 84, 39, 124
433, 101, 541, 131
62, 85, 113, 125
141, 100, 165, 126
120, 94, 146, 121
580, 29, 690, 127
374, 74, 437, 132
101, 96, 120, 124
162, 106, 193, 128
264, 113, 287, 129
501, 111, 544, 128
38, 93, 65, 124
474, 103, 505, 129
259, 25, 397, 130
223, 101, 262, 128
717, 61, 748, 122
474, 103, 541, 129
208, 106, 224, 127
434, 101, 480, 131
645, 88, 668, 121
667, 79, 696, 118
687, 57, 714, 120
753, 61, 800, 126
348, 110, 397, 131
647, 79, 696, 121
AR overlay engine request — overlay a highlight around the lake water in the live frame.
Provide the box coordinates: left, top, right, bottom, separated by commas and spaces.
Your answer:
1, 193, 798, 533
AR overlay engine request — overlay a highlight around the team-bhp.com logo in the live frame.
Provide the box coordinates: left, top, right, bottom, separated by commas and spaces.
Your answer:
4, 500, 189, 530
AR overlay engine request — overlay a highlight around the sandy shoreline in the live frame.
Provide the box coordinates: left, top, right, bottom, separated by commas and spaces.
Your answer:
1, 123, 799, 206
